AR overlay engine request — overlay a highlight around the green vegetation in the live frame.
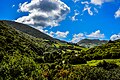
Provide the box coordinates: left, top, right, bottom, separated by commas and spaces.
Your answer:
1, 21, 120, 79
86, 59, 120, 66
3, 20, 55, 41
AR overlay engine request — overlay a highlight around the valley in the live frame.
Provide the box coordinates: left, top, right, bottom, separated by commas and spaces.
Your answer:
0, 21, 120, 80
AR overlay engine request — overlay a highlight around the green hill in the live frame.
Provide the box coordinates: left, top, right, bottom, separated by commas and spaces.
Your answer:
1, 20, 120, 80
83, 39, 120, 60
2, 20, 55, 41
0, 21, 48, 57
0, 21, 85, 79
3, 20, 68, 44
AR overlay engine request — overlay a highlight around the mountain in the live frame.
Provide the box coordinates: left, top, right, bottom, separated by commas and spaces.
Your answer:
77, 39, 108, 48
3, 20, 55, 40
0, 21, 86, 79
84, 39, 120, 60
2, 20, 60, 42
1, 20, 120, 79
0, 20, 60, 79
0, 21, 47, 56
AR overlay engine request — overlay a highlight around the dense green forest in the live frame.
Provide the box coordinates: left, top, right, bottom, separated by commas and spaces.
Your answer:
0, 21, 120, 80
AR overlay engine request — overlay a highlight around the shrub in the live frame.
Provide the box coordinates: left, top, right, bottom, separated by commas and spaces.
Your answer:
97, 60, 118, 70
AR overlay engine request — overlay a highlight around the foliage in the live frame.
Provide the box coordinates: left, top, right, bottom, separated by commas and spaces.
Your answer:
97, 60, 118, 70
1, 20, 120, 79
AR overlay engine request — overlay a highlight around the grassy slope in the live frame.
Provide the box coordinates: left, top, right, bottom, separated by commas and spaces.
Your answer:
3, 20, 70, 44
0, 20, 85, 62
83, 39, 120, 60
74, 40, 120, 67
1, 20, 120, 79
87, 59, 120, 66
2, 20, 55, 41
0, 21, 46, 57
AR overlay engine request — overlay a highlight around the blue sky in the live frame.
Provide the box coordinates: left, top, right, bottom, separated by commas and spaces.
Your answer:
0, 0, 120, 43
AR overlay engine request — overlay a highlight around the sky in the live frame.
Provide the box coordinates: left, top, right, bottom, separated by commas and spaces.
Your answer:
0, 0, 120, 43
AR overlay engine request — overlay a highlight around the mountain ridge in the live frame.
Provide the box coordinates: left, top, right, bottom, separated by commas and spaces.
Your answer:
2, 20, 69, 44
2, 20, 55, 41
77, 38, 108, 48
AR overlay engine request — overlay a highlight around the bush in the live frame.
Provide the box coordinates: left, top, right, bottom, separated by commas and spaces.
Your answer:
97, 60, 118, 70
0, 55, 44, 80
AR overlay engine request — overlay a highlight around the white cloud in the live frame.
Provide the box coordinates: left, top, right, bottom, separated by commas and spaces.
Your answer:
81, 1, 95, 16
35, 26, 69, 38
86, 30, 105, 39
55, 31, 69, 38
49, 31, 55, 37
35, 27, 54, 37
71, 10, 79, 21
91, 0, 113, 6
82, 4, 93, 16
94, 8, 98, 13
16, 0, 70, 29
110, 33, 120, 41
72, 0, 79, 3
115, 8, 120, 18
91, 0, 104, 6
71, 33, 85, 43
81, 0, 113, 16
71, 30, 105, 43
81, 1, 89, 4
12, 5, 15, 8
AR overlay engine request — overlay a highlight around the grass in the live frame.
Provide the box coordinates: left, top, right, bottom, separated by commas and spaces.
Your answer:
87, 59, 120, 66
73, 59, 120, 67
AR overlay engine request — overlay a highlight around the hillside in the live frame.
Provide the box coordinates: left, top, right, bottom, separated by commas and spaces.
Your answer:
2, 20, 58, 41
84, 39, 120, 60
0, 21, 87, 79
0, 21, 49, 57
77, 39, 108, 48
1, 20, 120, 79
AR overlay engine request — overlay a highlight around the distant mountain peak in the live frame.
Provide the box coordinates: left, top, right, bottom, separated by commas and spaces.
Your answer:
77, 38, 108, 48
